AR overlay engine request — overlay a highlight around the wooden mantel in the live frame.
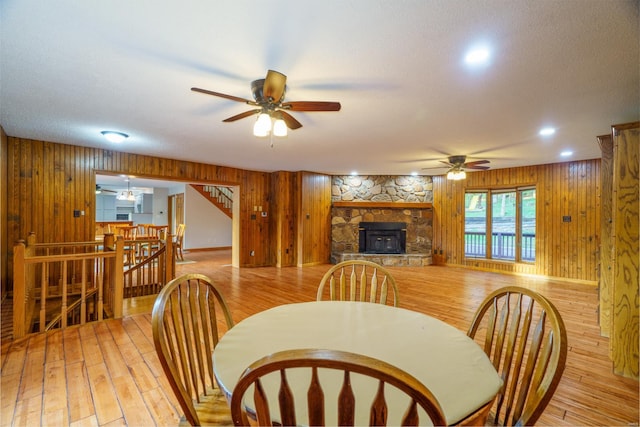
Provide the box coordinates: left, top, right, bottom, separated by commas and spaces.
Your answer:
332, 202, 432, 209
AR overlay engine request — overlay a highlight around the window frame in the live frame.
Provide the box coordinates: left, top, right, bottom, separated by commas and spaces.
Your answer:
464, 185, 536, 263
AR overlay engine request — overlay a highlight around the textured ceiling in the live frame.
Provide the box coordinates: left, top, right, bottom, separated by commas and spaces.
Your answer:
1, 0, 638, 180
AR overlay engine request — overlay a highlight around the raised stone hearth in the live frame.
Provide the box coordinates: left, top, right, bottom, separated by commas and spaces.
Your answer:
338, 252, 432, 267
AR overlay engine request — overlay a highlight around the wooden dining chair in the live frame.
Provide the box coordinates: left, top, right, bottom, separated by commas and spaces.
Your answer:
230, 348, 446, 427
467, 286, 568, 426
110, 225, 138, 264
174, 223, 186, 261
316, 260, 399, 306
152, 273, 235, 426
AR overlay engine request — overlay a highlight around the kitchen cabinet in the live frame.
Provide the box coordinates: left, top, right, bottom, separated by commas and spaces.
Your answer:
96, 194, 116, 221
136, 193, 153, 214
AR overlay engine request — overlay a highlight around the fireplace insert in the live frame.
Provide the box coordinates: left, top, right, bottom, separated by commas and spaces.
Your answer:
358, 222, 407, 254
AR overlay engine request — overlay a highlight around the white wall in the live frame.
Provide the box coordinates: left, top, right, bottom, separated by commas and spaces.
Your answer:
183, 185, 232, 250
152, 187, 169, 225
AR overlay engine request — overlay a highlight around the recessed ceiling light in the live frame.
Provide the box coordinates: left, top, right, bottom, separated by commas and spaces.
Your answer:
350, 171, 358, 176
101, 130, 129, 143
539, 127, 556, 136
464, 47, 490, 66
411, 171, 418, 176
560, 150, 573, 157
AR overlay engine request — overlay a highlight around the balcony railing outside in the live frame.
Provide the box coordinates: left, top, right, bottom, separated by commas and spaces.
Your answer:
465, 231, 536, 261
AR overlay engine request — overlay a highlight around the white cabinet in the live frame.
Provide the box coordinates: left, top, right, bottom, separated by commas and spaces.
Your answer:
96, 194, 116, 221
135, 193, 153, 214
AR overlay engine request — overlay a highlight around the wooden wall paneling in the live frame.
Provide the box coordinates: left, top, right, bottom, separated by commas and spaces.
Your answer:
441, 160, 599, 281
271, 171, 297, 267
296, 172, 331, 266
610, 123, 639, 379
1, 127, 8, 296
3, 138, 279, 282
541, 164, 552, 276
598, 134, 614, 337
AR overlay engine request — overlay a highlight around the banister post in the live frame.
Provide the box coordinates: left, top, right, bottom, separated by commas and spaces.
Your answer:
165, 234, 175, 284
112, 238, 124, 318
12, 240, 27, 339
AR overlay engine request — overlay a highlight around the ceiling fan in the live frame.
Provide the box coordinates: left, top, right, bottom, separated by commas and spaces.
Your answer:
191, 70, 341, 136
423, 155, 490, 180
95, 185, 117, 194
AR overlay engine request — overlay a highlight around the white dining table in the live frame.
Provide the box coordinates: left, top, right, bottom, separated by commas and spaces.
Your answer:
213, 301, 502, 426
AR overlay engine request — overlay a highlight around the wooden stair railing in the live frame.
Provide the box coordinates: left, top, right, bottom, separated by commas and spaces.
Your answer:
121, 235, 176, 298
190, 184, 233, 218
12, 232, 179, 339
12, 233, 125, 339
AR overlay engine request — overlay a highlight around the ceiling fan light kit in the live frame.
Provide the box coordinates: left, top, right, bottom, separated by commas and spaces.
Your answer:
422, 154, 491, 179
192, 69, 341, 141
446, 170, 467, 180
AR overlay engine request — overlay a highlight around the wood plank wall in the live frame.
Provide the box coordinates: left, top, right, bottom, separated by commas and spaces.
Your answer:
598, 134, 614, 337
432, 159, 601, 282
1, 127, 8, 298
610, 123, 639, 379
271, 171, 298, 267
297, 172, 332, 266
0, 133, 608, 291
2, 136, 333, 289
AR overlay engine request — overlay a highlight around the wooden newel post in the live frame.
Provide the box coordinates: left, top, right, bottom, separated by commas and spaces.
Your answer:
165, 234, 175, 284
112, 238, 124, 318
12, 240, 27, 339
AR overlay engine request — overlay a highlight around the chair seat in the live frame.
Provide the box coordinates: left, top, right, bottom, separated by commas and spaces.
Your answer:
178, 387, 232, 427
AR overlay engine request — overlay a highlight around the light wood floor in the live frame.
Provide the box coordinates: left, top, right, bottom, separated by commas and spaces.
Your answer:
1, 249, 638, 426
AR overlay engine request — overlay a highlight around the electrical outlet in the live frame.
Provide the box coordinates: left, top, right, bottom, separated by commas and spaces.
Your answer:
250, 250, 255, 256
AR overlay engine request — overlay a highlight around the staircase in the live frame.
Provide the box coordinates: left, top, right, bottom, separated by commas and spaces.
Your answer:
190, 184, 233, 218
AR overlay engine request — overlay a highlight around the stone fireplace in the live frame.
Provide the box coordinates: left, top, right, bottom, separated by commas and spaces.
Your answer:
331, 203, 433, 266
330, 175, 433, 266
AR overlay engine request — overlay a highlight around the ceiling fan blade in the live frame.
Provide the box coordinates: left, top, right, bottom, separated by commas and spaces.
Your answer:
422, 163, 452, 170
464, 160, 490, 167
281, 101, 341, 112
222, 109, 261, 122
278, 111, 302, 130
263, 70, 287, 102
191, 87, 255, 104
465, 165, 491, 170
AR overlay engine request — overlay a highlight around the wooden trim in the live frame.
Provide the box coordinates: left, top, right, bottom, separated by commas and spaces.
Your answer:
332, 202, 432, 209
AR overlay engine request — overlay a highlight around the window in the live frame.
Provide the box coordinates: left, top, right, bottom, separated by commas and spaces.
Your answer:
464, 187, 536, 262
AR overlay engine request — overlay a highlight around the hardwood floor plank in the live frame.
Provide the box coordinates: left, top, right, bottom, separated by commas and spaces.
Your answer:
12, 395, 42, 427
95, 322, 129, 379
121, 316, 154, 355
127, 360, 158, 393
69, 414, 99, 427
42, 359, 69, 425
141, 387, 181, 426
44, 329, 64, 364
66, 361, 95, 423
63, 327, 85, 365
86, 362, 122, 425
18, 335, 45, 400
78, 323, 104, 368
0, 372, 20, 425
112, 375, 156, 426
